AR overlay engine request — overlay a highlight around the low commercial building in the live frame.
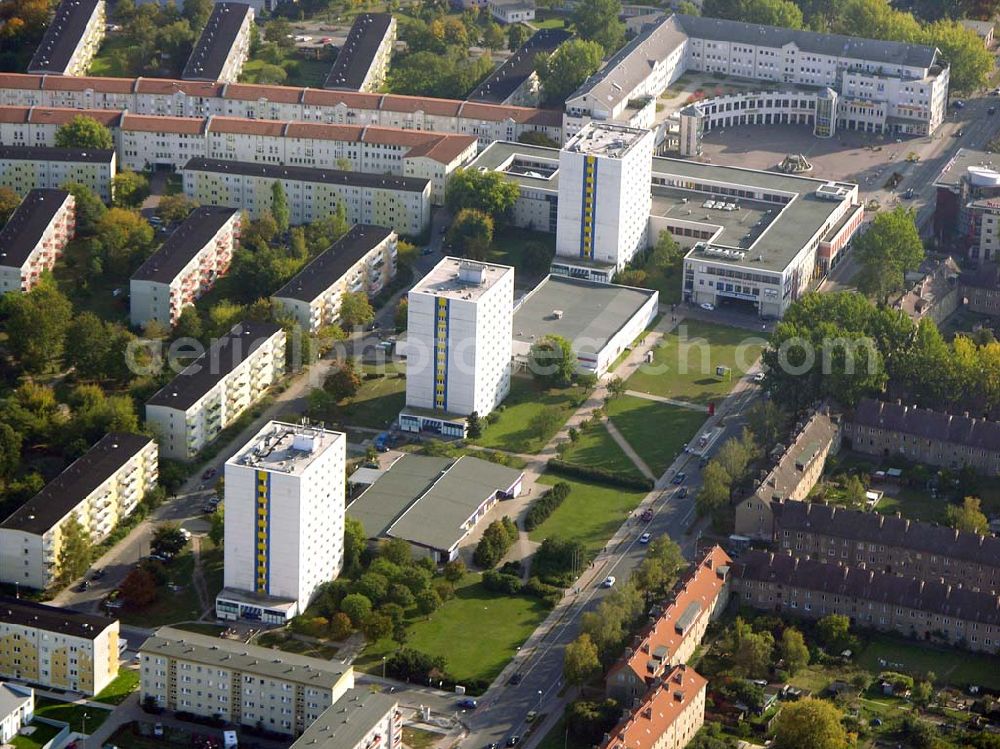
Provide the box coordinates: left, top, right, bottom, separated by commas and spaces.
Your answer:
0, 146, 115, 203
139, 626, 352, 735
735, 407, 841, 540
182, 2, 254, 83
347, 453, 524, 562
218, 422, 346, 623
606, 546, 730, 705
324, 13, 396, 92
0, 433, 157, 591
489, 0, 535, 24
272, 225, 397, 333
145, 321, 286, 460
0, 597, 120, 695
0, 683, 33, 744
601, 665, 707, 749
512, 275, 658, 377
129, 206, 241, 328
400, 257, 515, 436
0, 188, 75, 294
845, 397, 1000, 476
27, 0, 106, 76
0, 73, 564, 148
468, 29, 571, 107
732, 550, 1000, 654
182, 158, 431, 235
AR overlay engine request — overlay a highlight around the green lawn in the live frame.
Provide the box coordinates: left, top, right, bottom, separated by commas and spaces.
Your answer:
559, 421, 643, 479
357, 573, 548, 689
625, 320, 764, 404
256, 632, 340, 660
489, 227, 555, 279
241, 55, 332, 87
873, 488, 950, 524
34, 698, 110, 734
87, 35, 135, 77
94, 667, 140, 705
120, 544, 222, 627
402, 726, 441, 749
535, 716, 590, 749
857, 633, 1000, 691
529, 474, 648, 557
335, 364, 407, 430
606, 396, 705, 477
11, 721, 62, 749
474, 377, 588, 454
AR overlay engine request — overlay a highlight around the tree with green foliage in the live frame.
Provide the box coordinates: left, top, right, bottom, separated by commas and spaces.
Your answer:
66, 313, 136, 384
564, 633, 601, 686
466, 411, 483, 439
473, 517, 518, 568
572, 0, 625, 54
271, 180, 290, 233
209, 505, 224, 546
508, 23, 531, 51
94, 208, 155, 278
338, 291, 375, 329
445, 168, 520, 220
343, 517, 366, 575
443, 559, 465, 583
780, 628, 810, 675
529, 334, 576, 387
0, 187, 19, 225
696, 461, 732, 517
55, 115, 114, 150
112, 171, 150, 208
537, 38, 604, 104
816, 613, 852, 651
152, 524, 188, 557
340, 593, 373, 627
57, 513, 92, 584
381, 537, 412, 566
0, 423, 23, 486
415, 588, 442, 616
61, 182, 107, 235
704, 0, 803, 26
394, 298, 408, 331
482, 20, 504, 50
324, 358, 362, 401
156, 194, 198, 224
518, 130, 560, 148
447, 208, 494, 260
2, 280, 73, 373
947, 496, 989, 533
854, 206, 925, 304
729, 618, 774, 678
772, 698, 848, 749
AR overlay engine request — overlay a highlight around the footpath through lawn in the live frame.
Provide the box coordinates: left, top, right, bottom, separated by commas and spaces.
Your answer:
606, 395, 705, 477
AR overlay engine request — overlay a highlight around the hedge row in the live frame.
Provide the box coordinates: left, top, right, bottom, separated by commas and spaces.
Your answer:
524, 481, 572, 531
547, 459, 654, 491
482, 570, 561, 608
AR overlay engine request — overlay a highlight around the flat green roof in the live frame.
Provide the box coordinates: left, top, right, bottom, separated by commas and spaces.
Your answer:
347, 454, 523, 553
513, 275, 657, 352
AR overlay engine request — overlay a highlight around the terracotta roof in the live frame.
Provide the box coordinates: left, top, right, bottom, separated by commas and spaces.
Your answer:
222, 82, 305, 104
609, 546, 731, 686
26, 107, 121, 127
135, 78, 224, 97
601, 666, 708, 749
283, 122, 366, 141
0, 107, 29, 123
208, 116, 286, 136
398, 133, 476, 164
300, 88, 383, 110
42, 75, 135, 94
379, 94, 462, 117
0, 73, 43, 90
122, 113, 206, 134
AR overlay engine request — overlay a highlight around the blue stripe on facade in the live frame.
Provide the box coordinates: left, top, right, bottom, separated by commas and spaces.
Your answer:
578, 159, 589, 258
442, 298, 450, 411
264, 473, 271, 596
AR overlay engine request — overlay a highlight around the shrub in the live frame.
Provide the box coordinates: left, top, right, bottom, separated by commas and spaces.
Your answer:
482, 570, 524, 595
547, 459, 654, 490
524, 481, 572, 531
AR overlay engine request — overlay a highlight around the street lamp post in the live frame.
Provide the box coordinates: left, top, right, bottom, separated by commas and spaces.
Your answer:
382, 655, 387, 680
82, 712, 89, 736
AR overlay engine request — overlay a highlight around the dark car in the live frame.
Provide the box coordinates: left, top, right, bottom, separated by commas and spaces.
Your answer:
508, 672, 522, 685
90, 569, 105, 581
677, 487, 689, 499
672, 472, 686, 485
507, 737, 520, 747
75, 580, 90, 592
458, 698, 478, 709
201, 467, 217, 481
990, 106, 997, 116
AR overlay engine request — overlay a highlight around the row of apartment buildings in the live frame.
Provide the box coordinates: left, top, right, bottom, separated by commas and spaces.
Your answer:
566, 13, 949, 143
139, 627, 399, 748
0, 72, 563, 147
0, 146, 116, 202
0, 433, 158, 590
0, 105, 475, 204
0, 188, 75, 294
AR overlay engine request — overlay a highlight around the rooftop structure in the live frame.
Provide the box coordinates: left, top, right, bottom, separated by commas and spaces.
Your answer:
323, 13, 396, 92
563, 121, 649, 158
0, 432, 153, 536
601, 665, 708, 749
229, 420, 344, 478
852, 398, 1000, 454
410, 256, 513, 302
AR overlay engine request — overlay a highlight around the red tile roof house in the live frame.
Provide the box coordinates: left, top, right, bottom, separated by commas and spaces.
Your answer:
606, 546, 732, 705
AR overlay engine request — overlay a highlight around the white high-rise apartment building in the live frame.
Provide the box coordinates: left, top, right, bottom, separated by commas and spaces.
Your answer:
555, 123, 654, 283
400, 257, 514, 437
217, 421, 346, 624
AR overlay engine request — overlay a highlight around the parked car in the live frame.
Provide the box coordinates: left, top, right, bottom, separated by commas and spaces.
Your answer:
641, 508, 653, 522
672, 472, 686, 485
639, 532, 651, 544
458, 698, 478, 709
953, 99, 965, 108
990, 106, 997, 116
90, 569, 105, 580
507, 673, 522, 686
700, 302, 715, 311
75, 580, 89, 592
201, 467, 217, 481
752, 372, 766, 383
154, 723, 164, 737
602, 576, 616, 588
954, 128, 964, 137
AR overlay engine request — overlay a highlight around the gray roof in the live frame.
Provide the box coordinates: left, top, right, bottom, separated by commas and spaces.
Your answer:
324, 13, 394, 91
131, 206, 239, 284
468, 140, 560, 192
0, 596, 116, 639
290, 688, 397, 749
513, 275, 656, 353
0, 682, 32, 720
756, 411, 839, 503
27, 0, 103, 74
675, 14, 939, 70
140, 627, 350, 689
0, 189, 71, 270
735, 551, 1000, 626
183, 2, 253, 81
468, 28, 571, 104
851, 398, 1000, 452
347, 454, 523, 553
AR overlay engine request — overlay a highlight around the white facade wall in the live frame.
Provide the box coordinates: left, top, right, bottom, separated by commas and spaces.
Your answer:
0, 192, 75, 294
0, 685, 33, 744
27, 0, 106, 76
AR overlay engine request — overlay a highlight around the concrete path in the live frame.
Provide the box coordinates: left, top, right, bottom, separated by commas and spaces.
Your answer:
603, 420, 655, 480
624, 389, 710, 412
